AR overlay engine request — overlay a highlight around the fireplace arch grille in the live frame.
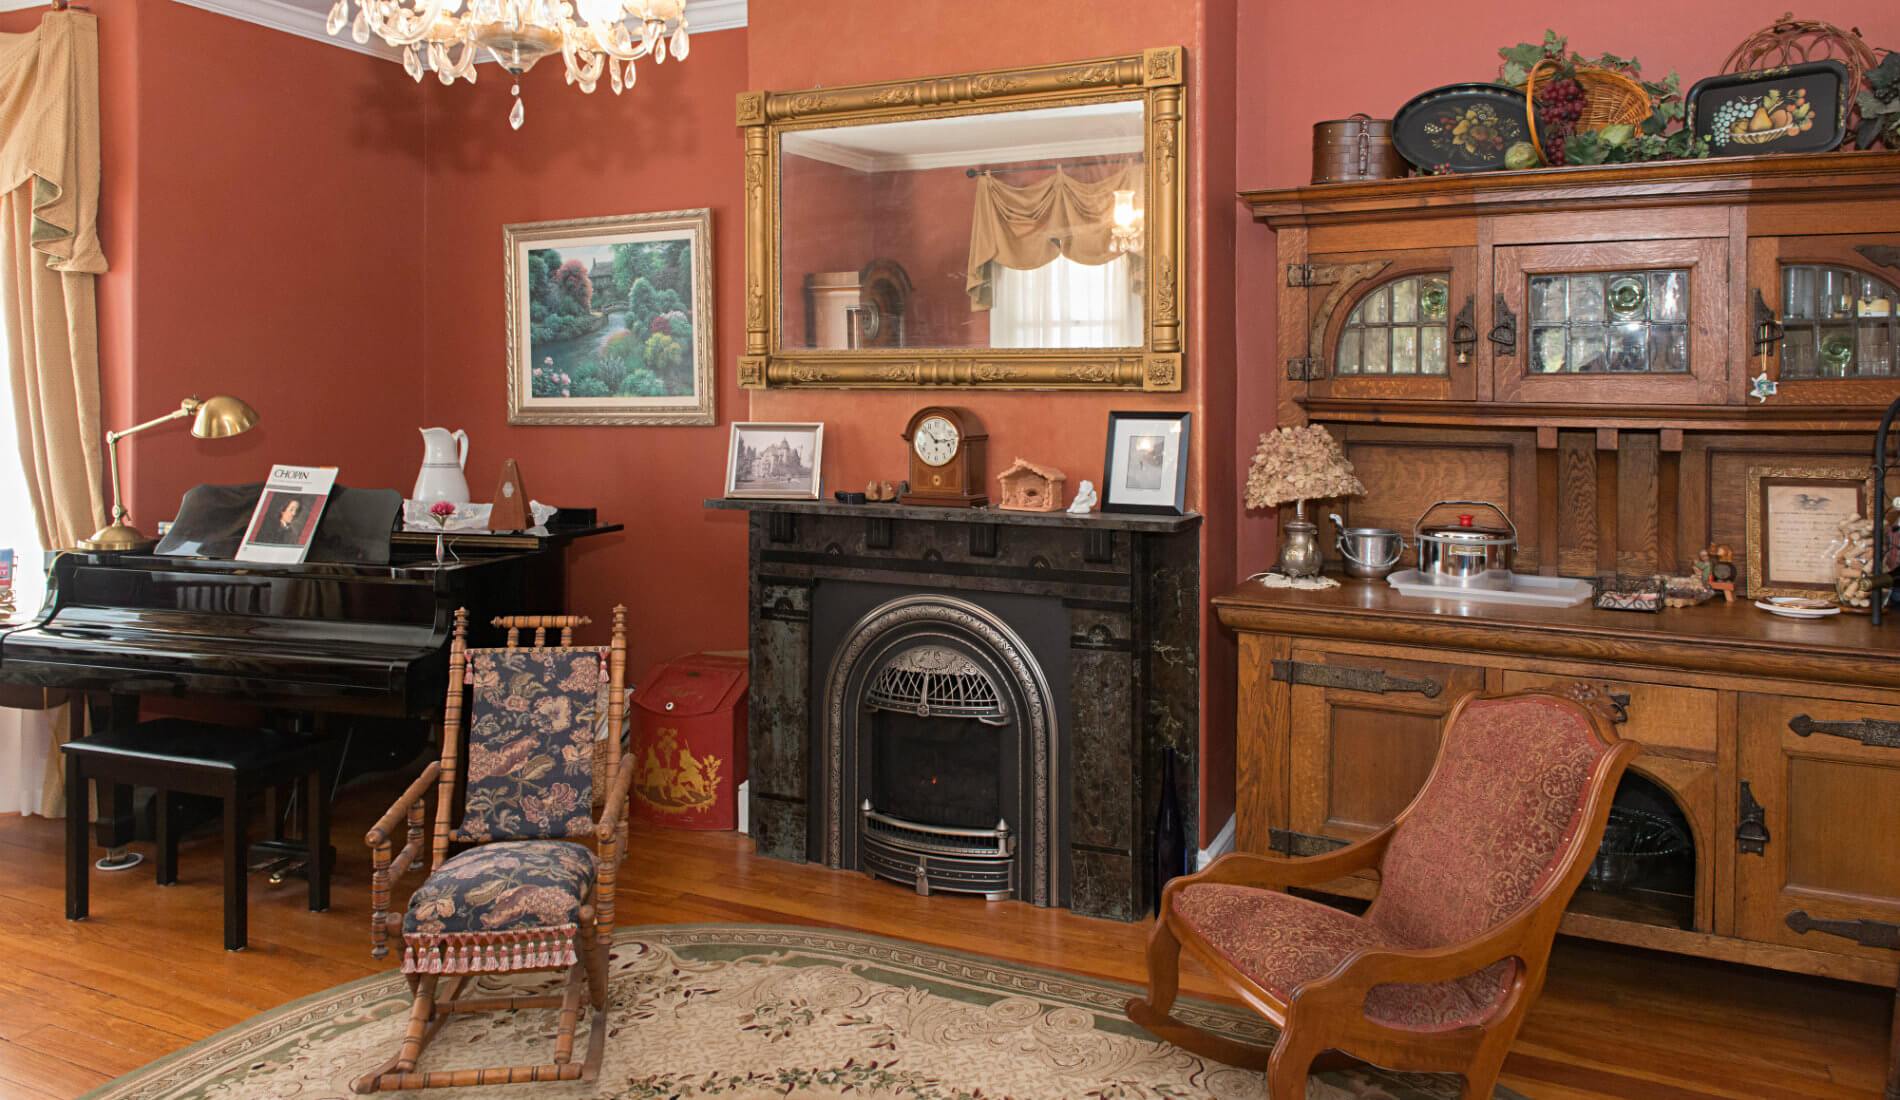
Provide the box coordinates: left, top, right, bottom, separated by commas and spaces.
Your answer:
865, 645, 1008, 726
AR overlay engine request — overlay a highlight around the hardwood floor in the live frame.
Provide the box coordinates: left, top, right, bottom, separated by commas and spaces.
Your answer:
0, 774, 1890, 1100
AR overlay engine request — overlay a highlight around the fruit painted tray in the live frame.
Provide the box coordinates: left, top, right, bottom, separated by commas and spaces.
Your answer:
1391, 83, 1531, 173
1687, 61, 1849, 157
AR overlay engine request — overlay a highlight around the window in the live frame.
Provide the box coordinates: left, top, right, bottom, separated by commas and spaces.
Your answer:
1527, 268, 1689, 374
990, 255, 1143, 349
0, 337, 43, 619
1336, 273, 1450, 376
1780, 264, 1898, 378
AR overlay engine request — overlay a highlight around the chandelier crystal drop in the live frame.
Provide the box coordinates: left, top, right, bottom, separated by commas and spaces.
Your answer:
326, 0, 690, 128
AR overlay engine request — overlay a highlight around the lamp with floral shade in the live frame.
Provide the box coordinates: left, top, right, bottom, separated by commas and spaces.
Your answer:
1245, 424, 1365, 577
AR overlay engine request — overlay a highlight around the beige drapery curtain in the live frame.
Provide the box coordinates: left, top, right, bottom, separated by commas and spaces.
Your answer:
0, 11, 108, 819
964, 164, 1140, 311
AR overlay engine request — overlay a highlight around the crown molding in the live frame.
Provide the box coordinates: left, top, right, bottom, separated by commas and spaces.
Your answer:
785, 133, 1144, 175
167, 0, 745, 65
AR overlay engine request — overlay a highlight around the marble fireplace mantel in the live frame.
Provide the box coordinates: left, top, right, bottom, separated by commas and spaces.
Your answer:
706, 497, 1202, 921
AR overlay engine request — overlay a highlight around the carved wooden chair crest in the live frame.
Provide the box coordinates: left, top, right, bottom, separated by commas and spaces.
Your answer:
1128, 691, 1637, 1099
354, 608, 630, 1093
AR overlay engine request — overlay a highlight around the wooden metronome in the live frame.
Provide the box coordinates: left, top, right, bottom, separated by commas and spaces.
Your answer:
490, 459, 531, 531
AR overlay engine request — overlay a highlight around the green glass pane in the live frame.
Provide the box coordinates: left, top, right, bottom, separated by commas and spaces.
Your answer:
1647, 324, 1689, 373
1391, 278, 1418, 323
1392, 327, 1418, 374
1608, 322, 1647, 372
1419, 276, 1450, 322
1421, 326, 1447, 375
1570, 325, 1607, 373
1783, 266, 1816, 321
1818, 323, 1854, 376
1363, 327, 1389, 372
1533, 326, 1567, 373
1859, 320, 1894, 376
1649, 270, 1687, 322
1607, 275, 1647, 322
1568, 275, 1606, 323
1337, 328, 1361, 374
1530, 276, 1565, 323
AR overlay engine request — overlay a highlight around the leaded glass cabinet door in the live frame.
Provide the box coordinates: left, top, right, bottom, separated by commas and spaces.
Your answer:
1492, 239, 1729, 405
1749, 234, 1900, 406
1304, 248, 1478, 403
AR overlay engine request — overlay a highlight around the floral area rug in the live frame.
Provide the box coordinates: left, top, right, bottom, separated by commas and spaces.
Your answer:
85, 924, 1526, 1099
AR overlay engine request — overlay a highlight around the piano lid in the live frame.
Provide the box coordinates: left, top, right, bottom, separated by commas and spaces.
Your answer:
155, 483, 401, 563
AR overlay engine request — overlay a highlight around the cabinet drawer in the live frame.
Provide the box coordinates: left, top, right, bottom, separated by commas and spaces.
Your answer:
1495, 672, 1716, 754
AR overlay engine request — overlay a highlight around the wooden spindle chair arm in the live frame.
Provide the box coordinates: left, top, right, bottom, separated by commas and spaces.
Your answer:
367, 762, 442, 849
594, 753, 639, 844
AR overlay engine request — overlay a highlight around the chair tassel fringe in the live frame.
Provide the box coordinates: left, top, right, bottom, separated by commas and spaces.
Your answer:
400, 924, 581, 975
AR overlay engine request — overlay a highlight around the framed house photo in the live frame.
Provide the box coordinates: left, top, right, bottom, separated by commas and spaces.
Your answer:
725, 422, 824, 500
505, 208, 714, 426
1744, 463, 1872, 599
1101, 411, 1190, 515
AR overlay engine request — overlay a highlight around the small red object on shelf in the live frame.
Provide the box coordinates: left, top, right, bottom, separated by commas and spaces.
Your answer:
630, 653, 748, 830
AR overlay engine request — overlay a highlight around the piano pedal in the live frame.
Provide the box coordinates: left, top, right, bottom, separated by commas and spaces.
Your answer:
96, 845, 144, 872
252, 855, 303, 884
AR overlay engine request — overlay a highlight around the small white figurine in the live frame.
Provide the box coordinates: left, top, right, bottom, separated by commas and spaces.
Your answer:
1067, 480, 1099, 514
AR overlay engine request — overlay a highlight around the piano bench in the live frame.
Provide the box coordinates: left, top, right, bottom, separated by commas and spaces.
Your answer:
61, 719, 341, 951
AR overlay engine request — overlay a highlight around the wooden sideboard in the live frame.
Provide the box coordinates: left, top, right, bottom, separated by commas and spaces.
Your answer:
1216, 580, 1900, 986
1229, 151, 1900, 987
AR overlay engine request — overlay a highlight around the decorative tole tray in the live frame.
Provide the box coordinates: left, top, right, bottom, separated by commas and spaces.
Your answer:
1385, 570, 1594, 607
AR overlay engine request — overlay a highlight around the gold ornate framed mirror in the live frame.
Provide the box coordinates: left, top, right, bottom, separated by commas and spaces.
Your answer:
737, 47, 1186, 392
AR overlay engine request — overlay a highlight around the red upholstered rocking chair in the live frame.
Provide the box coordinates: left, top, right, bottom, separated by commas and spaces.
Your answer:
1128, 691, 1637, 1099
352, 609, 630, 1093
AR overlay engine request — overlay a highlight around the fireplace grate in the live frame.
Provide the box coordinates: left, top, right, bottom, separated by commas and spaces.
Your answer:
860, 804, 1014, 899
864, 645, 1008, 726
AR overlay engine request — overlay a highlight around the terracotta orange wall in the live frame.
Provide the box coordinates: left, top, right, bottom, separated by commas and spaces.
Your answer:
418, 29, 751, 677
1234, 0, 1900, 572
747, 0, 1239, 844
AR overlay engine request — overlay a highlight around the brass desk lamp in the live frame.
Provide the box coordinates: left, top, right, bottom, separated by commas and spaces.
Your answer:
79, 395, 259, 552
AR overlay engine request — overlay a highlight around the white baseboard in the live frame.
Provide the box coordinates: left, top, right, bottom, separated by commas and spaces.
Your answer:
1196, 813, 1236, 870
737, 779, 749, 835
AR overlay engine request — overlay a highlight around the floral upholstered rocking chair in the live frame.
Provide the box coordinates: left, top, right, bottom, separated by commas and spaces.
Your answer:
352, 608, 629, 1093
1128, 691, 1637, 1100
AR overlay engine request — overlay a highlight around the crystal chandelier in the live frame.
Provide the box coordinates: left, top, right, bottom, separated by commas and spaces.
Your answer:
1109, 188, 1143, 254
327, 0, 692, 130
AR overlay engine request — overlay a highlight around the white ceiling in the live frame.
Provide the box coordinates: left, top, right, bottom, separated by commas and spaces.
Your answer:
783, 101, 1144, 173
165, 0, 748, 64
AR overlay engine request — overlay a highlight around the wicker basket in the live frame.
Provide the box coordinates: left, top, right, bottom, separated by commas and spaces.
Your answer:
1524, 59, 1651, 165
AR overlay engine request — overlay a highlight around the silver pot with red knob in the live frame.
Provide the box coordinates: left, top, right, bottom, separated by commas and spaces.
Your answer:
1413, 500, 1518, 589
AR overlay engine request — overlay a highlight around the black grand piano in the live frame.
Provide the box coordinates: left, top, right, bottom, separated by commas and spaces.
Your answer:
0, 501, 619, 854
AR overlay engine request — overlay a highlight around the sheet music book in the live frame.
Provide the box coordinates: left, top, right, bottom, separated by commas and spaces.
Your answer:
237, 465, 339, 564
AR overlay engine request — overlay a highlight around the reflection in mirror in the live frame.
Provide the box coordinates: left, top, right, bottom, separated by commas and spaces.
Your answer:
779, 100, 1146, 352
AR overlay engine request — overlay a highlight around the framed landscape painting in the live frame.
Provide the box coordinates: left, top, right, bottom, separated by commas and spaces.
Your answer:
505, 209, 714, 425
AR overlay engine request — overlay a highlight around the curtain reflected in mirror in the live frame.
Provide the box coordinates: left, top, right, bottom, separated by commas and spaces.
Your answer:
779, 100, 1147, 352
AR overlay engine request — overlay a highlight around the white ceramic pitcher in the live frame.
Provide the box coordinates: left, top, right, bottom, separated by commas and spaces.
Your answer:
413, 427, 471, 504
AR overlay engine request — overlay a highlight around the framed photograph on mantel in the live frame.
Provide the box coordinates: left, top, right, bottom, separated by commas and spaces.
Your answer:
505, 208, 714, 426
1744, 464, 1872, 599
1101, 411, 1191, 516
725, 422, 824, 500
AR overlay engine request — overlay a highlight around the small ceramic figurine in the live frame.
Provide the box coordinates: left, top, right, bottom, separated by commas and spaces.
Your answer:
1067, 480, 1099, 514
1697, 544, 1738, 602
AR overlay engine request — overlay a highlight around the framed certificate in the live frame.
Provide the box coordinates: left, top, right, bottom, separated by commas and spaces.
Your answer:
1744, 464, 1872, 599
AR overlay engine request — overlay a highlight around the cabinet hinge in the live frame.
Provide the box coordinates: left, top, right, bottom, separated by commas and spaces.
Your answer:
1270, 659, 1442, 698
1269, 828, 1350, 857
1286, 263, 1315, 288
1286, 356, 1324, 382
1736, 780, 1770, 855
1789, 714, 1900, 749
1786, 910, 1900, 951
